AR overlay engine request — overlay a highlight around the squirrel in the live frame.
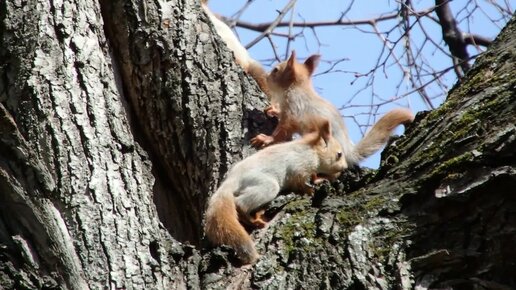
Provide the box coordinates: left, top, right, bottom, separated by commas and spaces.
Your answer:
251, 51, 415, 170
204, 117, 347, 264
201, 0, 271, 101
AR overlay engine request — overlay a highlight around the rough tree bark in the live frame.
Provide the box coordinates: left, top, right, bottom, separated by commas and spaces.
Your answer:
0, 0, 514, 290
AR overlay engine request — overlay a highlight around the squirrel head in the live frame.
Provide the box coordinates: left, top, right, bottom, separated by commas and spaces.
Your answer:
303, 117, 347, 177
267, 51, 321, 95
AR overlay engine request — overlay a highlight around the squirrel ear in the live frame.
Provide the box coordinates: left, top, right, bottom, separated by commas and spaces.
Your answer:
304, 54, 321, 76
287, 50, 297, 69
320, 119, 331, 147
284, 50, 297, 81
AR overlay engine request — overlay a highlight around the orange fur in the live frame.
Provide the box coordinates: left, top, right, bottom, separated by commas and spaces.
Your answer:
251, 51, 415, 166
246, 62, 270, 99
204, 190, 258, 264
354, 108, 414, 159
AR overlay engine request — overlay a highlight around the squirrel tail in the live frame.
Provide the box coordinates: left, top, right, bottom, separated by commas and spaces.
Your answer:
200, 0, 269, 100
352, 108, 414, 164
204, 188, 259, 264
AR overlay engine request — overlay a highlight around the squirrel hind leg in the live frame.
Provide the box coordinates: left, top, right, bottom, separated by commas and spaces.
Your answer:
235, 180, 280, 218
238, 208, 268, 229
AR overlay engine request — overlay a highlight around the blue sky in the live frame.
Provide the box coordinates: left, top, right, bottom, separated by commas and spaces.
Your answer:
208, 0, 513, 168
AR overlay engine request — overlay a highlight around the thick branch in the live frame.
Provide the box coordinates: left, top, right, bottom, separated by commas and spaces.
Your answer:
435, 0, 470, 77
463, 33, 492, 47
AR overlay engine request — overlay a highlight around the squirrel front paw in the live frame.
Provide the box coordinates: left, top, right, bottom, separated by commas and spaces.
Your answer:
311, 173, 330, 185
251, 134, 274, 148
264, 105, 280, 118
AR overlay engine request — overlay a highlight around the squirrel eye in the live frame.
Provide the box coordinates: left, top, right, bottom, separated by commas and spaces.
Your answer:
336, 152, 343, 160
272, 67, 279, 74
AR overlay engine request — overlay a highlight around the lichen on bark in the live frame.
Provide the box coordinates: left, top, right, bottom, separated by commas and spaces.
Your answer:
0, 0, 514, 289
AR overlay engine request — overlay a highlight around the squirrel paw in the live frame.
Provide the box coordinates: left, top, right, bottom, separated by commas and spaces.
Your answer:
251, 134, 274, 148
250, 210, 268, 229
300, 174, 331, 196
312, 173, 330, 185
264, 105, 280, 118
302, 181, 316, 196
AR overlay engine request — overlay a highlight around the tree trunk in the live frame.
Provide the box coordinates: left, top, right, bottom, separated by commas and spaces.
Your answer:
0, 0, 514, 289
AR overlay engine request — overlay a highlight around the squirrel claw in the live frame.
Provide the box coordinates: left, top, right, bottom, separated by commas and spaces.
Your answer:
302, 177, 316, 196
300, 174, 329, 196
251, 134, 274, 148
312, 176, 328, 185
312, 172, 336, 184
264, 105, 280, 118
304, 181, 315, 189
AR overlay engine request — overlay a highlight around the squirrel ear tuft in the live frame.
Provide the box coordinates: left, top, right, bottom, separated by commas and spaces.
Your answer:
304, 54, 321, 76
287, 50, 297, 69
284, 50, 297, 81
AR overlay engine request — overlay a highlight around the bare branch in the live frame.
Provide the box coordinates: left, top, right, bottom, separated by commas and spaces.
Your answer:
244, 0, 297, 49
463, 33, 492, 47
211, 0, 510, 135
435, 0, 470, 78
232, 7, 436, 33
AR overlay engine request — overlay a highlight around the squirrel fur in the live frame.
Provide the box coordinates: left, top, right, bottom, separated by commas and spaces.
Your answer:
251, 51, 415, 168
204, 117, 347, 264
201, 0, 270, 99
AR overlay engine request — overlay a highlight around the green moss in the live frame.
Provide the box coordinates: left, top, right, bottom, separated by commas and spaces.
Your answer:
405, 78, 512, 183
371, 221, 413, 261
444, 172, 463, 181
429, 152, 473, 178
336, 208, 363, 228
335, 194, 390, 230
279, 192, 394, 257
333, 191, 414, 263
449, 89, 510, 142
407, 144, 444, 172
364, 195, 389, 211
278, 201, 320, 254
426, 99, 456, 121
283, 198, 310, 211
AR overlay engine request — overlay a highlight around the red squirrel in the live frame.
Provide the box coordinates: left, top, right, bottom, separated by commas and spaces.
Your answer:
201, 0, 270, 99
251, 51, 415, 170
204, 117, 347, 264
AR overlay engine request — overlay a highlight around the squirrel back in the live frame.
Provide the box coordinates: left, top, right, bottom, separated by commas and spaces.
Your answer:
253, 51, 414, 166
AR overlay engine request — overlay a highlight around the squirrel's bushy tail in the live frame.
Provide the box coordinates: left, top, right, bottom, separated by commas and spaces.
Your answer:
204, 190, 258, 264
352, 108, 414, 164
